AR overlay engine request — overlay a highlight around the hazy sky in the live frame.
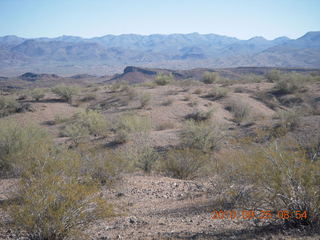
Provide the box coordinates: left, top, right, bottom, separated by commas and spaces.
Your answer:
0, 0, 319, 40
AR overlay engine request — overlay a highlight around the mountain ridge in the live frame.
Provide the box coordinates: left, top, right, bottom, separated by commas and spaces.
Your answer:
0, 31, 319, 76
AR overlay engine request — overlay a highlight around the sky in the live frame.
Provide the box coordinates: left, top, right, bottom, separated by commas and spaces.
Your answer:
0, 0, 319, 40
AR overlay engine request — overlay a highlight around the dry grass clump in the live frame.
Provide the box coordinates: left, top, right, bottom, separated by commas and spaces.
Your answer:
185, 108, 214, 122
162, 98, 174, 106
160, 148, 210, 179
193, 88, 202, 94
179, 120, 225, 152
139, 93, 151, 108
153, 73, 173, 86
156, 121, 175, 131
52, 84, 80, 103
217, 141, 320, 226
81, 93, 96, 102
205, 86, 229, 100
274, 108, 300, 131
226, 100, 251, 124
202, 71, 219, 84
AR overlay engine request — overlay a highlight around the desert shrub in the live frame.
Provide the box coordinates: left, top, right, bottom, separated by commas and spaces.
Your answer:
62, 110, 107, 144
126, 87, 138, 100
0, 120, 51, 177
160, 148, 210, 179
179, 120, 225, 152
156, 121, 175, 131
53, 114, 70, 125
139, 93, 151, 108
275, 109, 300, 131
265, 69, 281, 82
0, 96, 19, 117
112, 114, 152, 144
117, 133, 158, 172
143, 81, 157, 89
185, 108, 214, 122
81, 93, 96, 102
162, 98, 174, 106
153, 73, 173, 86
226, 100, 251, 123
182, 94, 192, 101
30, 88, 45, 101
202, 71, 219, 84
206, 87, 229, 100
52, 84, 79, 103
6, 149, 112, 240
80, 150, 127, 185
193, 88, 202, 94
218, 141, 320, 226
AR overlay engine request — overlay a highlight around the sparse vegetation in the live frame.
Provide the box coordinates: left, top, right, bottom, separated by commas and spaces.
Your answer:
185, 108, 214, 122
206, 86, 229, 100
30, 88, 45, 101
0, 96, 19, 117
275, 108, 300, 131
160, 148, 210, 179
202, 71, 219, 84
139, 93, 151, 108
218, 141, 320, 226
153, 73, 173, 86
162, 98, 174, 106
52, 84, 79, 103
226, 100, 251, 123
179, 120, 225, 152
156, 121, 175, 130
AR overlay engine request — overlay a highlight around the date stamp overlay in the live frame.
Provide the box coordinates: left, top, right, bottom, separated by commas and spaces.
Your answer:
211, 209, 308, 220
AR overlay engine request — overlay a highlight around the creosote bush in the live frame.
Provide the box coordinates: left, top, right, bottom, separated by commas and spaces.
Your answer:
179, 120, 225, 152
275, 108, 300, 131
0, 120, 51, 177
202, 71, 219, 84
160, 148, 210, 179
52, 84, 79, 103
217, 141, 320, 226
206, 86, 229, 100
0, 121, 115, 239
62, 110, 108, 144
226, 100, 251, 124
112, 113, 152, 144
30, 88, 45, 101
153, 73, 173, 86
0, 96, 19, 117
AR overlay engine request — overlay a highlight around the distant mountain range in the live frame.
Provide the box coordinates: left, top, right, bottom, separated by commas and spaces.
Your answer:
0, 32, 319, 76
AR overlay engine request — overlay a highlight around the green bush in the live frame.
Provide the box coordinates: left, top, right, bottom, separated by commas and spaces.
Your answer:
275, 109, 300, 131
226, 100, 251, 123
0, 120, 51, 176
202, 71, 219, 84
265, 69, 281, 82
112, 114, 152, 144
52, 84, 79, 103
218, 141, 320, 226
153, 73, 173, 86
179, 120, 225, 152
0, 96, 19, 117
30, 88, 45, 101
62, 110, 108, 144
160, 148, 210, 179
206, 87, 229, 100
